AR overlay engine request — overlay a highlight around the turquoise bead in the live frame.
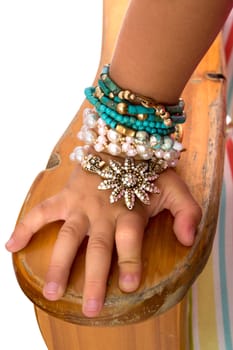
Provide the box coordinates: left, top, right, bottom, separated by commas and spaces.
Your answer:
98, 79, 110, 96
101, 64, 110, 76
99, 104, 106, 112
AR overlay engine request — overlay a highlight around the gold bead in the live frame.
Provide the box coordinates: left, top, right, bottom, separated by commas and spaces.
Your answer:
94, 86, 104, 99
116, 124, 136, 137
164, 118, 172, 126
118, 91, 124, 99
137, 113, 148, 121
155, 105, 166, 116
123, 90, 131, 100
125, 128, 136, 137
129, 93, 136, 102
117, 102, 128, 115
116, 124, 127, 135
109, 92, 114, 99
161, 111, 170, 120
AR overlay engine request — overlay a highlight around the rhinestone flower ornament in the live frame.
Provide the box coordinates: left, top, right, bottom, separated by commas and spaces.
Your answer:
81, 154, 166, 210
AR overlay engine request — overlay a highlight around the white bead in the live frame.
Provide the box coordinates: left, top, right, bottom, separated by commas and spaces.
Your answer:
125, 136, 134, 143
135, 131, 149, 142
126, 147, 137, 157
97, 118, 106, 127
81, 125, 89, 132
76, 153, 85, 163
107, 129, 121, 143
163, 151, 172, 161
163, 150, 177, 161
163, 136, 173, 149
161, 143, 171, 151
155, 149, 164, 158
107, 143, 122, 155
173, 141, 183, 152
77, 125, 89, 140
83, 145, 91, 152
83, 130, 97, 144
77, 131, 85, 141
98, 126, 107, 136
122, 142, 130, 153
141, 149, 153, 160
74, 146, 84, 153
97, 135, 107, 144
83, 108, 93, 119
74, 146, 85, 156
150, 135, 159, 146
94, 143, 105, 152
84, 114, 98, 128
70, 146, 87, 163
136, 144, 147, 155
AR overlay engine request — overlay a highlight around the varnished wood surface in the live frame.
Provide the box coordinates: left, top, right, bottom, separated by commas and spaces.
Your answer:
12, 0, 226, 328
35, 297, 189, 350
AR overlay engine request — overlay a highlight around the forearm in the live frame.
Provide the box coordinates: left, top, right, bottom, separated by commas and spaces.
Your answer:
110, 0, 233, 103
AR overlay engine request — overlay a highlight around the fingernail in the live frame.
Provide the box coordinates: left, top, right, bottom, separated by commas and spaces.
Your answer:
5, 237, 15, 250
120, 274, 139, 292
83, 299, 100, 315
44, 282, 59, 298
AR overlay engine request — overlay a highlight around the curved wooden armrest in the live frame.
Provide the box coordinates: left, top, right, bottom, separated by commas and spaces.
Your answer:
12, 0, 226, 327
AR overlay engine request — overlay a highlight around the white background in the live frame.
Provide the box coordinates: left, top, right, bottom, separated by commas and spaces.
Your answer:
0, 1, 102, 349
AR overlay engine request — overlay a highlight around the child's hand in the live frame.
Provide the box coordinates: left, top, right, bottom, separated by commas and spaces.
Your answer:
6, 163, 201, 318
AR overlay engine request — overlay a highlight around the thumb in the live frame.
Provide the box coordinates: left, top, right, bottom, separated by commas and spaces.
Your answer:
158, 170, 202, 246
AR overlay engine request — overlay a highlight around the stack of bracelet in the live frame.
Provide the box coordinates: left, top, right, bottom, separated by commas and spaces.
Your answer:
70, 64, 186, 210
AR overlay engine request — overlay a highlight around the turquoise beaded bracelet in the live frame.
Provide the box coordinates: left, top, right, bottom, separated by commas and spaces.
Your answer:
84, 63, 186, 138
84, 87, 175, 136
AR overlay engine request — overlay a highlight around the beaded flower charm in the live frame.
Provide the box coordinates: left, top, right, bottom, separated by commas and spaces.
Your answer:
81, 155, 164, 210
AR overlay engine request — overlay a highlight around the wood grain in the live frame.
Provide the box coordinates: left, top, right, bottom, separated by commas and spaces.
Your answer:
35, 297, 189, 350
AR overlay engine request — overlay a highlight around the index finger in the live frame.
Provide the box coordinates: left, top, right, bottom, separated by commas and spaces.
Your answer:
5, 192, 67, 252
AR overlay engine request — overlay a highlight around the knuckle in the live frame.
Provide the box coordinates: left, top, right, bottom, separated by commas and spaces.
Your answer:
59, 222, 83, 246
34, 199, 53, 220
47, 263, 67, 279
60, 222, 77, 238
85, 279, 102, 288
118, 258, 141, 267
36, 199, 51, 212
88, 233, 111, 252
